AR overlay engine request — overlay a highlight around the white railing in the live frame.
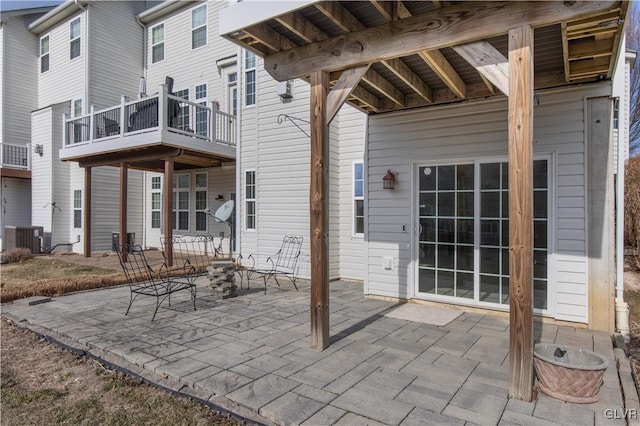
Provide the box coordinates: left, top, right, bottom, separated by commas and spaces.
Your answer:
0, 143, 31, 170
63, 84, 237, 148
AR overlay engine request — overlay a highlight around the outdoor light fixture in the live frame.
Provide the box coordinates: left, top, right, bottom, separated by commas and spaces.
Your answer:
34, 144, 44, 156
215, 194, 224, 201
383, 169, 396, 190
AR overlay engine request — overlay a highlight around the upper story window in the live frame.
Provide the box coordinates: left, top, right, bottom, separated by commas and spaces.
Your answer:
228, 73, 238, 116
244, 51, 256, 106
195, 84, 207, 136
40, 36, 50, 73
191, 5, 207, 49
174, 89, 189, 131
245, 170, 256, 230
70, 18, 81, 60
353, 162, 364, 236
73, 99, 83, 117
151, 23, 164, 63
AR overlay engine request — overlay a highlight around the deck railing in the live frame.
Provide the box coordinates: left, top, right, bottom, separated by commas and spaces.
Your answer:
63, 83, 237, 149
0, 143, 30, 170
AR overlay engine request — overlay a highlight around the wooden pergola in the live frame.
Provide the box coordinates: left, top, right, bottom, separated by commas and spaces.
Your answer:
221, 0, 628, 401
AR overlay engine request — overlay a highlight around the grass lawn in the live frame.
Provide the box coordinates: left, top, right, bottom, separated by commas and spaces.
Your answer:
1, 257, 126, 303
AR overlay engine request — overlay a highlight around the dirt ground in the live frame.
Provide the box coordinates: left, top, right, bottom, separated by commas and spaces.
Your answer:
0, 318, 240, 425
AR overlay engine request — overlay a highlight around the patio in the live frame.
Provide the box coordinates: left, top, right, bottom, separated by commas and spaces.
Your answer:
2, 278, 634, 425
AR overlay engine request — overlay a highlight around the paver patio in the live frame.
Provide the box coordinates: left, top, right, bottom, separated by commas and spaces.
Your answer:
2, 278, 636, 425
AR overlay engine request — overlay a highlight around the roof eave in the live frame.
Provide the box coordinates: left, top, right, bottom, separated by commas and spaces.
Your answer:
28, 0, 88, 35
137, 0, 202, 25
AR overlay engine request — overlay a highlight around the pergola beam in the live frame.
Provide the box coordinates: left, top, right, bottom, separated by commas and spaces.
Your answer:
327, 64, 370, 125
453, 41, 510, 96
264, 1, 617, 81
275, 12, 327, 43
244, 23, 296, 53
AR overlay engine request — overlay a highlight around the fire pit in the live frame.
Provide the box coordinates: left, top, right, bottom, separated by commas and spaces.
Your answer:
533, 343, 609, 403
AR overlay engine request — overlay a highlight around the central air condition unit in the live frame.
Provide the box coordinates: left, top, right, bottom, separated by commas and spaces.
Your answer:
276, 80, 293, 99
3, 226, 43, 253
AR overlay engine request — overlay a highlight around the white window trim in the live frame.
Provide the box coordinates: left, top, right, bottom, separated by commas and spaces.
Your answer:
73, 98, 83, 117
411, 153, 555, 316
173, 173, 190, 232
191, 4, 208, 50
150, 22, 165, 64
151, 176, 162, 229
195, 172, 208, 233
73, 189, 82, 229
69, 17, 81, 60
244, 50, 256, 108
40, 34, 50, 73
245, 169, 256, 231
195, 83, 208, 137
353, 160, 364, 237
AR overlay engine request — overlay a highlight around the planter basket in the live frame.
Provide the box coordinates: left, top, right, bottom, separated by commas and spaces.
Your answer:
533, 343, 609, 404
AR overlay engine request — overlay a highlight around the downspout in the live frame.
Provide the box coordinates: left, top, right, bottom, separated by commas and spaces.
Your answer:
235, 47, 242, 259
136, 16, 147, 248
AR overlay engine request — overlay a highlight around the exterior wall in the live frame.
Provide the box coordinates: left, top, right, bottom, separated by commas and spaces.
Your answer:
2, 14, 40, 146
0, 24, 3, 146
89, 1, 147, 108
144, 1, 236, 103
366, 84, 612, 324
31, 103, 72, 251
0, 177, 32, 247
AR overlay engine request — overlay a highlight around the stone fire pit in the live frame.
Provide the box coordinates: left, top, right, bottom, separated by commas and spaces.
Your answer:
207, 261, 237, 300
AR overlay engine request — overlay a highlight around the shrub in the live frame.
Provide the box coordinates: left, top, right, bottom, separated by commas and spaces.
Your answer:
1, 248, 34, 264
625, 156, 640, 270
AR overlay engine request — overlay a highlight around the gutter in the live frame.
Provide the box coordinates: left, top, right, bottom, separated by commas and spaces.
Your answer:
29, 1, 86, 35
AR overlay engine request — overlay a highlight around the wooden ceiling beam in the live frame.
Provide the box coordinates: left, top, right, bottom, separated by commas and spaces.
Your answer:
243, 23, 297, 53
275, 12, 328, 43
264, 1, 618, 81
351, 85, 381, 111
568, 38, 614, 60
369, 0, 393, 21
453, 41, 510, 96
315, 1, 364, 32
362, 69, 405, 106
381, 57, 433, 102
561, 22, 571, 83
568, 56, 610, 79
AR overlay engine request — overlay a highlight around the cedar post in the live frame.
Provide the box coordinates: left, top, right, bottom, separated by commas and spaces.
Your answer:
310, 70, 330, 350
508, 25, 534, 401
119, 163, 128, 260
83, 167, 91, 257
164, 157, 174, 267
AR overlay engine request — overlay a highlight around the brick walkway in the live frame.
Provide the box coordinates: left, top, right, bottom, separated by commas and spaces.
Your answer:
2, 279, 635, 425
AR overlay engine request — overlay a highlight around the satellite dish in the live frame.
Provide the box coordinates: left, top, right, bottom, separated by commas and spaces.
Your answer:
213, 200, 234, 223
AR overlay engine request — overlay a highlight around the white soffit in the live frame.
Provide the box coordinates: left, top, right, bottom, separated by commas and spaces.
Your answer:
219, 0, 319, 36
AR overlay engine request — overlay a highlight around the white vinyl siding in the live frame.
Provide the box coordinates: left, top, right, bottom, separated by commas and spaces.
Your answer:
69, 18, 81, 60
191, 5, 207, 49
151, 23, 164, 63
366, 85, 611, 323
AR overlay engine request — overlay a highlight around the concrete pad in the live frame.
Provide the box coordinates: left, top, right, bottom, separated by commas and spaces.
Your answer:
384, 303, 462, 326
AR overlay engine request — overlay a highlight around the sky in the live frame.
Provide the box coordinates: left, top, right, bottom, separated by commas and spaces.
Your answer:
0, 1, 64, 12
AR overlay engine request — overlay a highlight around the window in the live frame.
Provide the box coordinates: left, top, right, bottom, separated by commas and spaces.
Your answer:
151, 24, 164, 63
73, 99, 83, 117
195, 84, 207, 136
353, 162, 364, 235
151, 176, 161, 229
40, 36, 50, 73
174, 89, 189, 131
245, 170, 256, 230
70, 18, 81, 60
244, 51, 256, 106
191, 5, 207, 49
173, 174, 189, 231
73, 190, 82, 228
195, 173, 208, 232
228, 73, 238, 116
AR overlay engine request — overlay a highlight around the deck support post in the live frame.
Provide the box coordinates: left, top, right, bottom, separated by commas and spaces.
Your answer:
119, 163, 128, 261
508, 25, 534, 401
164, 157, 174, 267
310, 70, 330, 350
83, 167, 91, 257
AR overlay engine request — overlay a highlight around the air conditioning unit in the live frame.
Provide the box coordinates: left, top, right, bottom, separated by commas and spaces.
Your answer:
3, 226, 43, 254
276, 80, 294, 99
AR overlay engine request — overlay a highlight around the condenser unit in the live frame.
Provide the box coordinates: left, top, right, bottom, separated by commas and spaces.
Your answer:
3, 226, 43, 253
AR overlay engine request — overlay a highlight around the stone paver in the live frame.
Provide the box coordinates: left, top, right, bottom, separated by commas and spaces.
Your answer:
2, 279, 632, 426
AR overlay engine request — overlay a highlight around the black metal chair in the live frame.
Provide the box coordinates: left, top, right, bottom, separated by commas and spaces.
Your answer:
117, 244, 197, 321
242, 236, 303, 294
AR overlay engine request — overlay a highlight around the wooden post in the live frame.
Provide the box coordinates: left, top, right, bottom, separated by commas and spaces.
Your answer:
119, 163, 128, 259
83, 167, 91, 257
310, 70, 330, 350
164, 157, 174, 267
508, 25, 534, 401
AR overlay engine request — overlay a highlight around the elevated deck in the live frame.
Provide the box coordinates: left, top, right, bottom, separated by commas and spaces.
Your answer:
60, 84, 236, 171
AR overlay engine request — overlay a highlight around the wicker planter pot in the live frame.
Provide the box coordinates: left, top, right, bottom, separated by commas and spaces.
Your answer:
533, 343, 609, 403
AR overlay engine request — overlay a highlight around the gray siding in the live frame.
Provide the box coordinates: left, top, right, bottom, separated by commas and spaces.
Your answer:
2, 13, 41, 146
0, 177, 32, 240
366, 84, 611, 324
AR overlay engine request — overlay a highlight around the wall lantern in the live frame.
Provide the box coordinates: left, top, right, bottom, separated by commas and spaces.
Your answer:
34, 144, 44, 156
383, 169, 396, 190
